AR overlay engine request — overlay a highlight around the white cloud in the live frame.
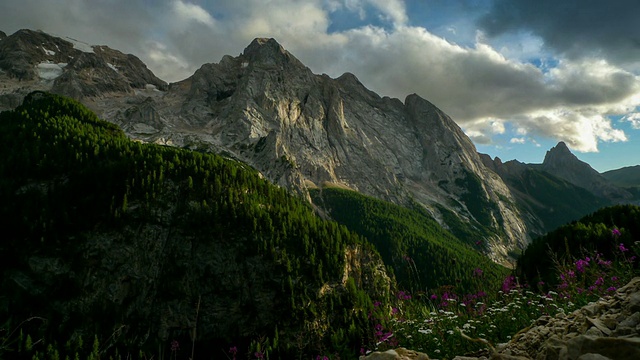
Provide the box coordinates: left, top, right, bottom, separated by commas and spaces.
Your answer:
367, 0, 407, 25
510, 137, 526, 144
1, 0, 638, 153
144, 41, 191, 81
491, 121, 505, 134
518, 109, 628, 152
172, 0, 215, 27
623, 113, 640, 129
332, 0, 407, 25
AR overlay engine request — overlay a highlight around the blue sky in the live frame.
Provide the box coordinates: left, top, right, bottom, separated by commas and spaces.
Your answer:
1, 0, 639, 172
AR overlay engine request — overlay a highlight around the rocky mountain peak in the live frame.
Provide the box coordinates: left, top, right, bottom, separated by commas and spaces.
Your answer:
0, 30, 6, 40
0, 29, 166, 101
242, 37, 303, 68
0, 29, 78, 80
543, 141, 592, 174
541, 142, 633, 202
543, 141, 576, 165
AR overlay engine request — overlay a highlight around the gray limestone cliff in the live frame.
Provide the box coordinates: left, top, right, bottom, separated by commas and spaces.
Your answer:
113, 37, 529, 264
0, 32, 534, 264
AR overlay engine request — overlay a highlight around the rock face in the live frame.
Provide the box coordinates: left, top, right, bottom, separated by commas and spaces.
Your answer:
380, 278, 640, 360
361, 347, 430, 360
102, 37, 529, 264
0, 29, 166, 102
6, 30, 613, 265
496, 277, 640, 359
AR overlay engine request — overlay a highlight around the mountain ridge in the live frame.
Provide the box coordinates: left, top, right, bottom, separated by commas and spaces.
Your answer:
1, 29, 637, 265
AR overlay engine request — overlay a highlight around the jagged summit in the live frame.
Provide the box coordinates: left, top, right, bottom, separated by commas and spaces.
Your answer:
0, 29, 167, 100
540, 142, 633, 201
241, 37, 303, 68
244, 37, 284, 54
10, 29, 632, 266
543, 141, 577, 165
543, 141, 591, 172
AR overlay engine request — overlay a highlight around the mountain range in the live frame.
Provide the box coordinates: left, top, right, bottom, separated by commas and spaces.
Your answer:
1, 28, 638, 265
2, 28, 640, 359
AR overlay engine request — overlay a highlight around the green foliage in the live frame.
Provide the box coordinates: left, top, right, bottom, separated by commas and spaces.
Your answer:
454, 170, 501, 229
0, 92, 390, 358
370, 212, 639, 360
310, 187, 509, 294
517, 204, 640, 287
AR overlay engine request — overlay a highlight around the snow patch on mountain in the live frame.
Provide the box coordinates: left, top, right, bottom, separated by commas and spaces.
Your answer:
37, 62, 67, 80
41, 46, 56, 56
64, 36, 94, 53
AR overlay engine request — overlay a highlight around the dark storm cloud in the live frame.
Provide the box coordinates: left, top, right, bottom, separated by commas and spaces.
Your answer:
479, 0, 640, 66
0, 0, 162, 58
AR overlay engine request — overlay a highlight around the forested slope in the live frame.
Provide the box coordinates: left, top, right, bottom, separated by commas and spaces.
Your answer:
517, 204, 640, 287
311, 187, 509, 293
0, 92, 393, 359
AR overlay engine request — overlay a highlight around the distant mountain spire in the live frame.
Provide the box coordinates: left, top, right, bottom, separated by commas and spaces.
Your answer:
541, 142, 632, 201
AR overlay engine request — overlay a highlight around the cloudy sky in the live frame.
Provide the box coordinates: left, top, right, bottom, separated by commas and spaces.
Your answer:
1, 0, 639, 171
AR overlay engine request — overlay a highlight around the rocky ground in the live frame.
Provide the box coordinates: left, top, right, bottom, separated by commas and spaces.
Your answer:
362, 277, 640, 360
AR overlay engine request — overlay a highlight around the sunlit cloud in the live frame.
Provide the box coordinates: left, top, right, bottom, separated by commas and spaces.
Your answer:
0, 0, 638, 154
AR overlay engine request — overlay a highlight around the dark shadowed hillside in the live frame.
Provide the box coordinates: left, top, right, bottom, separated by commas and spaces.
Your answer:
0, 92, 393, 359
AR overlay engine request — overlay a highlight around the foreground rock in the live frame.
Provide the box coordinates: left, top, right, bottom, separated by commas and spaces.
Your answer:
360, 347, 430, 360
369, 277, 640, 360
496, 277, 640, 359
